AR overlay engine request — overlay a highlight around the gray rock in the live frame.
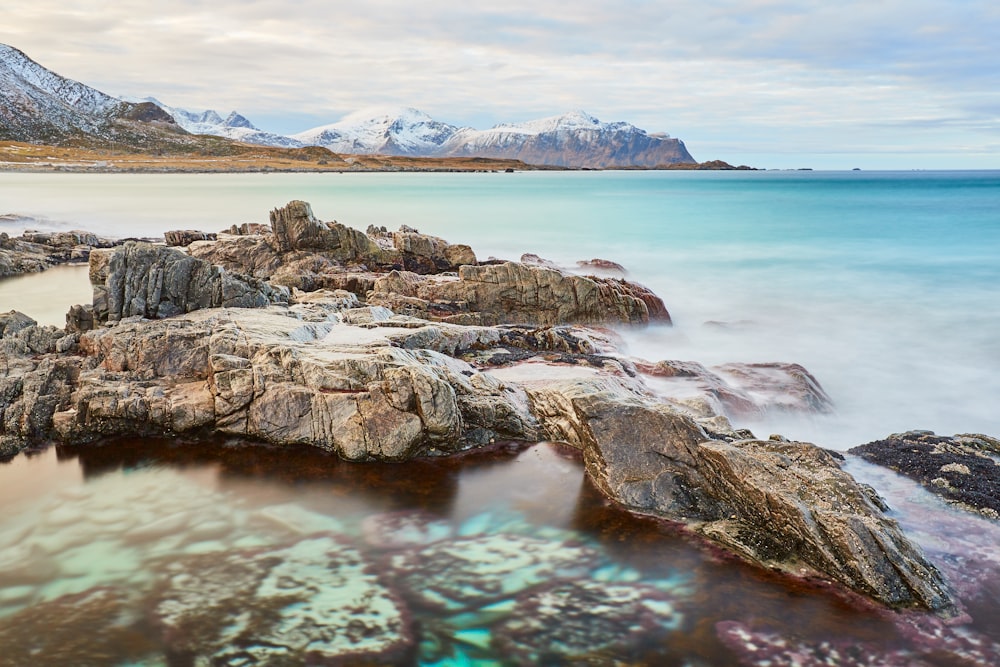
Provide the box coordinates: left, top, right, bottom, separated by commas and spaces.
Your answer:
99, 241, 286, 322
163, 229, 217, 246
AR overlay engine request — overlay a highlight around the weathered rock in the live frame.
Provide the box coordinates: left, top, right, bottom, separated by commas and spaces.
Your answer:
270, 199, 387, 263
65, 304, 96, 334
369, 263, 672, 326
524, 378, 956, 614
99, 241, 287, 322
638, 359, 834, 419
493, 580, 682, 664
716, 615, 1000, 667
388, 533, 601, 611
850, 431, 1000, 519
576, 257, 627, 274
0, 230, 115, 277
151, 536, 413, 665
163, 229, 216, 246
0, 310, 36, 337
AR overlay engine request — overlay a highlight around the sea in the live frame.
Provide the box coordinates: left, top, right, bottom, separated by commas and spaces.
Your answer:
1, 170, 999, 664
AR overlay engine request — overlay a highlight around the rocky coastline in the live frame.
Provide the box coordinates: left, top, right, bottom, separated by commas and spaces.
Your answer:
1, 199, 994, 627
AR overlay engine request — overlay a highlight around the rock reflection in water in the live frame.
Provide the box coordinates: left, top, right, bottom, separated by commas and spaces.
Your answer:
0, 439, 997, 665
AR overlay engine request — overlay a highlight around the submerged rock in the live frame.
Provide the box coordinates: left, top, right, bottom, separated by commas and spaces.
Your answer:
0, 587, 152, 667
151, 536, 412, 665
850, 431, 1000, 519
716, 615, 1000, 667
492, 579, 682, 664
388, 533, 601, 612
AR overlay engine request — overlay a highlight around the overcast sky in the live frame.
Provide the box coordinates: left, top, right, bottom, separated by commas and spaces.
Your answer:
4, 1, 998, 168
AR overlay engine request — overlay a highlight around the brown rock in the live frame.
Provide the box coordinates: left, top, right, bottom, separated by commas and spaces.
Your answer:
164, 230, 217, 246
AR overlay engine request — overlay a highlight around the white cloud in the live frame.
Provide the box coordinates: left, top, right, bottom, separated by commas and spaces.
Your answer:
2, 0, 998, 167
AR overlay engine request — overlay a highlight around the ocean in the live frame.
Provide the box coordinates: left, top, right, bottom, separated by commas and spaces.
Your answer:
2, 170, 998, 449
3, 170, 1000, 664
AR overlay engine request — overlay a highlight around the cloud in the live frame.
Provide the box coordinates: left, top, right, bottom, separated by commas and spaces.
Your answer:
2, 0, 997, 167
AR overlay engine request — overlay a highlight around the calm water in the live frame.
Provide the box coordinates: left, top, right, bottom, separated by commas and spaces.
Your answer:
3, 439, 997, 665
2, 170, 998, 447
2, 171, 1000, 664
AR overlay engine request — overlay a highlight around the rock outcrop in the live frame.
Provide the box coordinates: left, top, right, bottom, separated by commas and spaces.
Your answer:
0, 229, 112, 277
0, 200, 963, 616
95, 241, 286, 322
368, 264, 670, 326
523, 377, 955, 614
850, 431, 1000, 519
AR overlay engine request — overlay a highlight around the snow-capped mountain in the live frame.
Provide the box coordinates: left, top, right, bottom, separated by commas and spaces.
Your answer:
294, 108, 694, 167
291, 107, 458, 155
441, 111, 694, 167
0, 43, 180, 145
125, 97, 304, 148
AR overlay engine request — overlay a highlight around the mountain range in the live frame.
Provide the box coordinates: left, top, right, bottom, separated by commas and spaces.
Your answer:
1, 43, 696, 168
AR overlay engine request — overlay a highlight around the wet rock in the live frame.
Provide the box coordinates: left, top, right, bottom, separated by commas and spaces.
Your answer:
716, 615, 1000, 667
388, 533, 601, 612
362, 510, 454, 550
152, 536, 412, 665
525, 379, 956, 614
850, 431, 1000, 519
98, 241, 287, 322
576, 257, 627, 274
0, 587, 152, 667
163, 229, 216, 246
638, 359, 833, 419
493, 579, 682, 664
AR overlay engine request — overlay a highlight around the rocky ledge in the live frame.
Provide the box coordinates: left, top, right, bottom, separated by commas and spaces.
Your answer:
0, 201, 966, 616
850, 431, 1000, 519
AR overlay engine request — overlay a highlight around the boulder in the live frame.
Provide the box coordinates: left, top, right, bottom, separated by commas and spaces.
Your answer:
369, 263, 672, 326
524, 378, 956, 614
164, 229, 217, 246
98, 241, 287, 322
638, 359, 833, 419
850, 431, 1000, 519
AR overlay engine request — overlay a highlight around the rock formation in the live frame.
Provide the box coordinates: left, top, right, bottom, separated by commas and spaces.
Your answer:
0, 229, 113, 277
0, 201, 965, 616
850, 431, 1000, 519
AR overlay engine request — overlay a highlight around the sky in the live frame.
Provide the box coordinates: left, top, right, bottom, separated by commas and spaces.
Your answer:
3, 1, 999, 169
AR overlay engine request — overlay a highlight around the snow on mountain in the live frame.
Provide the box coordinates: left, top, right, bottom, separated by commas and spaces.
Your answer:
440, 110, 694, 168
0, 43, 129, 141
291, 108, 693, 167
123, 97, 303, 148
292, 107, 458, 155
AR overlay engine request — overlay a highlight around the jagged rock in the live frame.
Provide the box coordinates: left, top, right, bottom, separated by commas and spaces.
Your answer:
65, 304, 96, 334
98, 241, 287, 322
163, 229, 216, 246
368, 263, 671, 326
225, 222, 270, 235
524, 378, 956, 614
392, 229, 477, 273
0, 310, 36, 337
576, 257, 627, 274
151, 536, 412, 665
850, 431, 1000, 519
270, 199, 386, 263
0, 230, 116, 277
638, 359, 834, 418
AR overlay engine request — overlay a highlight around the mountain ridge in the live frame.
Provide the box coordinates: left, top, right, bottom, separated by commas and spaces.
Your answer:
1, 42, 697, 168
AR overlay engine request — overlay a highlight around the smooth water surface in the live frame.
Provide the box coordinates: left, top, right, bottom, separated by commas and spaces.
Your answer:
2, 170, 998, 447
3, 439, 996, 665
0, 264, 90, 327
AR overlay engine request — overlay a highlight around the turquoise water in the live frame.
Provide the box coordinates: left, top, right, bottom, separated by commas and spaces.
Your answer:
2, 170, 997, 447
2, 171, 1000, 664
